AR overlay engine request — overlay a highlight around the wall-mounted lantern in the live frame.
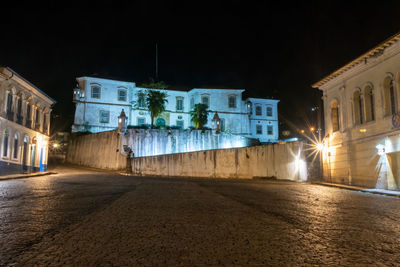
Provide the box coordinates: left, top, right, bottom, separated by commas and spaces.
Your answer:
212, 112, 220, 132
118, 109, 128, 133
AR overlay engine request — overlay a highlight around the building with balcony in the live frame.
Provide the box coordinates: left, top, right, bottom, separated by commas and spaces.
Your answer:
0, 67, 56, 175
72, 76, 279, 143
313, 32, 400, 189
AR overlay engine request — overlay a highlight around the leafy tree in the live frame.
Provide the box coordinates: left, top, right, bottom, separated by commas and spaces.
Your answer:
140, 78, 168, 89
146, 90, 168, 128
190, 103, 208, 129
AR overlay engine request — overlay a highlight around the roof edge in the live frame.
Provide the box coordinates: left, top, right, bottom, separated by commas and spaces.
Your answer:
312, 32, 400, 89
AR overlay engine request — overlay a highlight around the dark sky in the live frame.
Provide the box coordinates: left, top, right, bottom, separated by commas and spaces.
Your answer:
2, 1, 400, 132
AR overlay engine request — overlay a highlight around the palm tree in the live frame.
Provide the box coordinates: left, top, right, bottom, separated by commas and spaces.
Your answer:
190, 103, 208, 129
140, 78, 168, 89
146, 90, 168, 128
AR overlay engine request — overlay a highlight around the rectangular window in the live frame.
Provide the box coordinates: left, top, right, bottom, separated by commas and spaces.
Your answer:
201, 96, 209, 108
266, 106, 273, 116
267, 125, 273, 135
190, 98, 194, 110
138, 95, 146, 108
17, 99, 23, 124
13, 137, 18, 159
91, 86, 101, 99
26, 105, 31, 128
35, 109, 40, 123
228, 95, 236, 108
99, 111, 110, 123
137, 117, 145, 126
6, 93, 13, 121
7, 93, 12, 112
256, 105, 262, 116
118, 89, 127, 101
220, 119, 225, 132
176, 120, 184, 129
256, 125, 262, 135
3, 135, 8, 157
43, 114, 47, 134
17, 99, 22, 116
176, 97, 184, 112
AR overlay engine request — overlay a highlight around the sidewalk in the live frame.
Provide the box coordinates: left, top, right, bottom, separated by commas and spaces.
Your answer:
0, 171, 57, 181
315, 182, 400, 197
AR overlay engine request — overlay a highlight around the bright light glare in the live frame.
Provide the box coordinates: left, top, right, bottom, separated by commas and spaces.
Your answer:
316, 143, 324, 151
53, 143, 59, 148
376, 144, 385, 155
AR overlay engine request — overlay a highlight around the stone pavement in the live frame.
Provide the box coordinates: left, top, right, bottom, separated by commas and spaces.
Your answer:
4, 171, 400, 266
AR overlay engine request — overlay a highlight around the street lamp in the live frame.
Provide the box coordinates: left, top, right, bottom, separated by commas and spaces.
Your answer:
118, 109, 128, 133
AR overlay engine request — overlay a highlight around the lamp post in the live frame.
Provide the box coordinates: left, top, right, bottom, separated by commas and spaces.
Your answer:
212, 112, 220, 132
118, 109, 127, 133
312, 104, 323, 180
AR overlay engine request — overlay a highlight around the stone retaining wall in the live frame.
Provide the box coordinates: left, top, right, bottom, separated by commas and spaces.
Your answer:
131, 141, 313, 181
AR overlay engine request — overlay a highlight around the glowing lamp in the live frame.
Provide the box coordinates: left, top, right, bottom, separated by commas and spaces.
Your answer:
316, 143, 324, 151
53, 143, 59, 148
310, 127, 315, 132
376, 144, 385, 155
118, 109, 127, 133
212, 112, 220, 132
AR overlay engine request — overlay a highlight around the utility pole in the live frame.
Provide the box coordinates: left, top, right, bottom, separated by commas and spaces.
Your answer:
155, 43, 158, 81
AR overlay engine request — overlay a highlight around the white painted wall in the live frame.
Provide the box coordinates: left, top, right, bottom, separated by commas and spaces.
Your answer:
72, 76, 279, 143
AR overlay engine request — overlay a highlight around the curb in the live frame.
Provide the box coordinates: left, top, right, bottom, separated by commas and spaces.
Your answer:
314, 182, 400, 198
0, 171, 57, 181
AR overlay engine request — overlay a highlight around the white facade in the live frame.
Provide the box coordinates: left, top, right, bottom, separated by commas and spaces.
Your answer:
246, 98, 280, 143
72, 76, 279, 143
313, 32, 400, 189
0, 67, 55, 175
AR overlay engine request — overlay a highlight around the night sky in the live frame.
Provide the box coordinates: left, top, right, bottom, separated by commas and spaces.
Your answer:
2, 1, 400, 133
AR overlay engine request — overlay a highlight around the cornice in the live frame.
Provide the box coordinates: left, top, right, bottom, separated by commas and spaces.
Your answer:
313, 32, 400, 90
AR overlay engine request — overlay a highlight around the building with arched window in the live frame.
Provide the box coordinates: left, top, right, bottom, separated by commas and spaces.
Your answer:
0, 67, 56, 175
312, 32, 400, 190
72, 76, 280, 143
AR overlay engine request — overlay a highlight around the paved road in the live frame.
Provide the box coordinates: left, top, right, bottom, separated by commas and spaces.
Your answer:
1, 165, 400, 266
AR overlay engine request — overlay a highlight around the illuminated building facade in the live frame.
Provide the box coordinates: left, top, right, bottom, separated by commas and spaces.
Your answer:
72, 76, 279, 143
0, 67, 55, 175
313, 32, 400, 189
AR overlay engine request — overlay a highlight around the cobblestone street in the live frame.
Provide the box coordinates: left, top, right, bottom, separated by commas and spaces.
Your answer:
1, 165, 400, 266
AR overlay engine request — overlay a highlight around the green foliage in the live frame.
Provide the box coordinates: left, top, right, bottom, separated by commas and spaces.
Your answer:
140, 78, 168, 89
146, 90, 168, 128
190, 103, 209, 129
82, 121, 91, 132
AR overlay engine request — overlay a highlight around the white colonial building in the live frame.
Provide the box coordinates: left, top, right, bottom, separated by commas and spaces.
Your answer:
313, 32, 400, 189
72, 76, 279, 143
0, 67, 55, 175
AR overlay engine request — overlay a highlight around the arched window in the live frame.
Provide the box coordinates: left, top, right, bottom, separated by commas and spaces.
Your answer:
331, 101, 340, 132
13, 133, 19, 159
3, 130, 9, 157
383, 76, 397, 116
364, 85, 375, 122
353, 90, 363, 125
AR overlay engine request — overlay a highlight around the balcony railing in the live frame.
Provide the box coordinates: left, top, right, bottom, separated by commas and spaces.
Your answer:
16, 115, 23, 125
26, 119, 32, 129
35, 123, 41, 132
6, 111, 14, 121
